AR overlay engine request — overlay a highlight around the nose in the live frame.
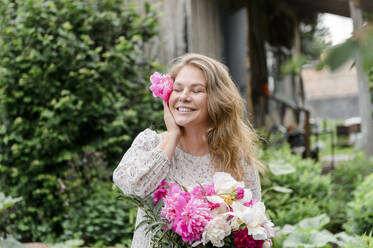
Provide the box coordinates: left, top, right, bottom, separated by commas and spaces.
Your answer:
179, 89, 191, 101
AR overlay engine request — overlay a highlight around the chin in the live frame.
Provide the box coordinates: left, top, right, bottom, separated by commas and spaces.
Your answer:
175, 119, 192, 126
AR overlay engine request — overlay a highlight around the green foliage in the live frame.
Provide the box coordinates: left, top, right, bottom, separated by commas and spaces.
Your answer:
320, 39, 358, 71
0, 236, 26, 248
280, 19, 331, 76
273, 214, 360, 248
61, 183, 136, 247
261, 136, 373, 245
0, 192, 22, 213
320, 25, 373, 74
0, 192, 22, 238
267, 194, 325, 227
341, 232, 373, 248
0, 0, 162, 243
49, 239, 84, 248
262, 145, 331, 202
281, 54, 308, 75
261, 144, 334, 229
344, 173, 373, 235
327, 153, 373, 232
120, 193, 185, 248
300, 21, 331, 60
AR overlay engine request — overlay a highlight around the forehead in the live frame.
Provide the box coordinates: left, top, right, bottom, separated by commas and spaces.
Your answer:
174, 65, 206, 87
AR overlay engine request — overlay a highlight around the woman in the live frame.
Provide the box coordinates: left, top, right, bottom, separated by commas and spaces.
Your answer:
113, 53, 265, 247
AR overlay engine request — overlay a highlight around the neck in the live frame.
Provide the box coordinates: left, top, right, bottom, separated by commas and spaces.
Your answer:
179, 126, 209, 156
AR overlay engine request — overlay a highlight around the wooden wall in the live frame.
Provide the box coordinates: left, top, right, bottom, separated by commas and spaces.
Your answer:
130, 0, 223, 66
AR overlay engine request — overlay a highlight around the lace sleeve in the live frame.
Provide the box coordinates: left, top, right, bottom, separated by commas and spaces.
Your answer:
113, 128, 171, 197
243, 161, 262, 201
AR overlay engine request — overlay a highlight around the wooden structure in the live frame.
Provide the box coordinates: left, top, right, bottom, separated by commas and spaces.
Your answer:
132, 0, 373, 156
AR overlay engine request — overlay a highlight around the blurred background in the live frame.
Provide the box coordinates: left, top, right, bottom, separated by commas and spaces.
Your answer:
0, 0, 372, 247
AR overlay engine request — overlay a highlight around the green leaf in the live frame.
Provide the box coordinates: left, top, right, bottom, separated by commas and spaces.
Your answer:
323, 39, 357, 71
268, 160, 296, 176
297, 214, 330, 230
0, 237, 26, 248
0, 192, 22, 212
272, 186, 293, 193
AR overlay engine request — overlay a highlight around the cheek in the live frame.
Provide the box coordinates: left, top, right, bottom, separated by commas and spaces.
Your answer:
168, 93, 177, 105
199, 97, 209, 115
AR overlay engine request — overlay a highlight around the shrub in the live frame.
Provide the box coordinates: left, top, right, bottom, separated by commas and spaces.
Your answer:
61, 182, 136, 247
0, 0, 161, 242
273, 214, 336, 248
261, 145, 331, 227
331, 152, 373, 199
327, 152, 373, 232
262, 145, 331, 201
344, 173, 373, 235
264, 194, 325, 227
341, 232, 373, 248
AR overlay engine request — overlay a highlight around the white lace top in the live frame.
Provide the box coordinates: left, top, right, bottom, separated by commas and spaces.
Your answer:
113, 128, 262, 248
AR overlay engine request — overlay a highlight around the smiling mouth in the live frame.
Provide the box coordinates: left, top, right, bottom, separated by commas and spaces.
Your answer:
176, 107, 195, 113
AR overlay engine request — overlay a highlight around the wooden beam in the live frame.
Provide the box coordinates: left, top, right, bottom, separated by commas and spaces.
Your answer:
287, 0, 350, 17
246, 8, 254, 123
349, 0, 373, 156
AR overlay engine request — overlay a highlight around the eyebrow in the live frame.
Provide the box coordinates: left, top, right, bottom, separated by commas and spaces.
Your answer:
174, 82, 206, 87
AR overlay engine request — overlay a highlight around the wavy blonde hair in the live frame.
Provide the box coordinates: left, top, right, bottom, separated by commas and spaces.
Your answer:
169, 53, 265, 180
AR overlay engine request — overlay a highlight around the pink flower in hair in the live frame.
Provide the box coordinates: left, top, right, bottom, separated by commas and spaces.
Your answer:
149, 72, 174, 103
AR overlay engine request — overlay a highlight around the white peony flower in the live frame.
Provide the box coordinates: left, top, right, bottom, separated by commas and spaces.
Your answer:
248, 226, 268, 240
202, 215, 231, 247
228, 215, 241, 230
213, 172, 244, 195
231, 201, 266, 228
262, 216, 275, 238
230, 201, 274, 240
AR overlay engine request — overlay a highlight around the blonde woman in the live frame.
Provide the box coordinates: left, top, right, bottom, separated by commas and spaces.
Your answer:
113, 53, 265, 248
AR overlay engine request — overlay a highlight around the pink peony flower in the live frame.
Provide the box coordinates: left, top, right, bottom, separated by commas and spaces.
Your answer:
172, 197, 213, 244
153, 181, 169, 206
191, 184, 216, 199
235, 187, 245, 200
191, 184, 219, 210
161, 183, 190, 222
233, 228, 265, 248
149, 72, 174, 103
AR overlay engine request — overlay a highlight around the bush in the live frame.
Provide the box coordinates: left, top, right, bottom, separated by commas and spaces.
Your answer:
261, 145, 331, 226
344, 173, 373, 235
327, 152, 373, 232
61, 182, 136, 247
262, 145, 331, 201
0, 0, 162, 242
331, 152, 373, 199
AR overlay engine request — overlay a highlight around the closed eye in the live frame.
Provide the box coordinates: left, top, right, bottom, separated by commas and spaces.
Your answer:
192, 87, 205, 93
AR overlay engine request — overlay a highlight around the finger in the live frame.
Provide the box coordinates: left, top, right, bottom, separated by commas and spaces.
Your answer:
163, 100, 170, 113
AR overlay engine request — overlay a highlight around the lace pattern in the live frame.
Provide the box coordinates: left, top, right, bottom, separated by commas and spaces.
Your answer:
113, 128, 262, 248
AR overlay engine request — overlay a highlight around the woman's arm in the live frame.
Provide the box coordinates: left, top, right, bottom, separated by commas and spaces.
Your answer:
243, 161, 262, 201
113, 129, 171, 197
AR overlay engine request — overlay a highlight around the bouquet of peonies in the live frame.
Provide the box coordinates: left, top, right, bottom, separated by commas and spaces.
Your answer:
121, 172, 274, 248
